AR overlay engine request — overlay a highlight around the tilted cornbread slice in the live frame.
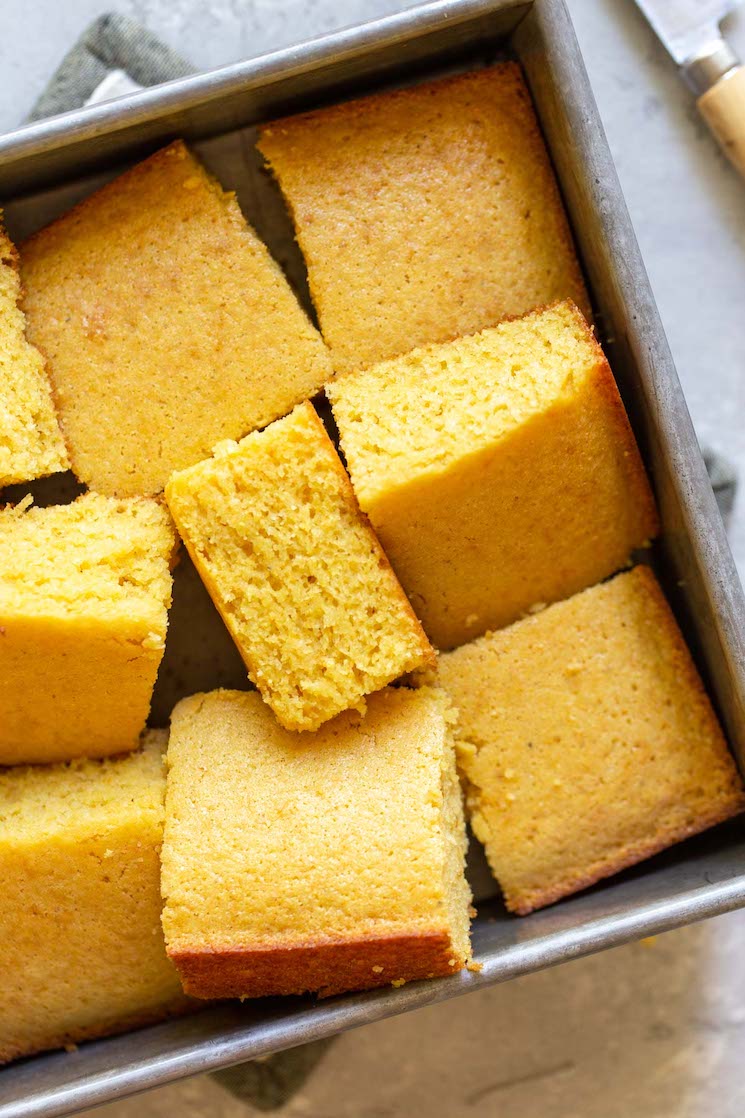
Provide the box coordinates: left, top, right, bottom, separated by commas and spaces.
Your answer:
20, 140, 332, 497
0, 732, 192, 1065
0, 492, 176, 764
0, 221, 68, 486
439, 566, 745, 916
328, 301, 659, 650
161, 688, 472, 998
165, 401, 433, 732
258, 64, 589, 374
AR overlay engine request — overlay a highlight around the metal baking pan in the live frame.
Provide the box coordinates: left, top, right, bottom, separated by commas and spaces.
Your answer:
2, 0, 745, 1113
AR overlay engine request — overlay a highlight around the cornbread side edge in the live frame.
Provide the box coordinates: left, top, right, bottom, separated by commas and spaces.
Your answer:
329, 301, 659, 649
0, 493, 177, 763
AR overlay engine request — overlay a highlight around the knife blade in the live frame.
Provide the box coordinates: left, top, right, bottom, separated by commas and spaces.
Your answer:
635, 0, 738, 65
633, 0, 745, 178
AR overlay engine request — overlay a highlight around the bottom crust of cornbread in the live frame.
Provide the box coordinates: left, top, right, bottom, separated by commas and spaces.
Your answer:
504, 801, 744, 916
0, 999, 193, 1066
162, 688, 472, 1000
171, 931, 462, 1000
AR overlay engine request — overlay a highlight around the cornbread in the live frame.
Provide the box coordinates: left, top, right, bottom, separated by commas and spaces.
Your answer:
165, 401, 433, 731
439, 566, 745, 915
20, 140, 333, 497
328, 301, 659, 649
0, 221, 67, 487
0, 492, 176, 764
0, 732, 191, 1065
258, 64, 589, 374
161, 687, 471, 998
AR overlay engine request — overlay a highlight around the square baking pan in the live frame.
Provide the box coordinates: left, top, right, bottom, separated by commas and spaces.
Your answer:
2, 1, 745, 1114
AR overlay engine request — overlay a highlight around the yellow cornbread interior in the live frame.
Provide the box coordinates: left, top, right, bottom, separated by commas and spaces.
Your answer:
20, 140, 332, 497
439, 567, 745, 915
258, 64, 589, 374
0, 492, 174, 625
330, 301, 612, 504
0, 493, 176, 763
162, 688, 471, 969
165, 402, 433, 732
329, 301, 659, 648
0, 732, 189, 1064
0, 223, 68, 486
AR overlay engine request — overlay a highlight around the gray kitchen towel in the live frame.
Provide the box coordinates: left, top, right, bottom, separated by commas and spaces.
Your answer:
28, 13, 193, 120
23, 11, 738, 1112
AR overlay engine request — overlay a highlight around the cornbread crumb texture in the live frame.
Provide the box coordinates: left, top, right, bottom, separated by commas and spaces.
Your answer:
258, 64, 589, 374
0, 492, 176, 763
329, 301, 659, 649
20, 140, 332, 497
0, 732, 190, 1065
438, 566, 745, 915
165, 401, 433, 732
161, 687, 471, 998
0, 221, 68, 487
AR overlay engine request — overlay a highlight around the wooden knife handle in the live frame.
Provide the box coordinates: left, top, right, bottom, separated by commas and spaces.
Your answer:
697, 65, 745, 180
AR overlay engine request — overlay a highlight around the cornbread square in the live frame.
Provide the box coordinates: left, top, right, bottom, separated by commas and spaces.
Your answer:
165, 401, 433, 731
0, 221, 67, 486
328, 301, 659, 650
0, 493, 176, 764
258, 64, 589, 374
20, 140, 332, 497
439, 566, 745, 915
0, 732, 191, 1065
161, 687, 472, 999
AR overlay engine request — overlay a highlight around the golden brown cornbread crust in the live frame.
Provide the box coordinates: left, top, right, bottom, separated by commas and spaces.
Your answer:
171, 930, 460, 1000
441, 566, 745, 915
504, 571, 745, 913
0, 999, 193, 1067
259, 64, 590, 374
21, 140, 332, 496
505, 800, 745, 916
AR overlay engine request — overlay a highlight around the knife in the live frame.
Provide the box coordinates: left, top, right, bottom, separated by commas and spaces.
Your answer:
633, 0, 745, 178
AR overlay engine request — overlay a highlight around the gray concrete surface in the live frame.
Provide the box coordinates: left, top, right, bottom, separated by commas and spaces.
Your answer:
3, 1, 745, 1115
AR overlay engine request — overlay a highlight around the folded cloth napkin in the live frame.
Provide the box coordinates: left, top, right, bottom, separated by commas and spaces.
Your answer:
23, 12, 738, 1110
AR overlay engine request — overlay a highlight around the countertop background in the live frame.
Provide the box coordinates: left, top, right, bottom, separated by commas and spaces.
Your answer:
2, 1, 745, 1115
